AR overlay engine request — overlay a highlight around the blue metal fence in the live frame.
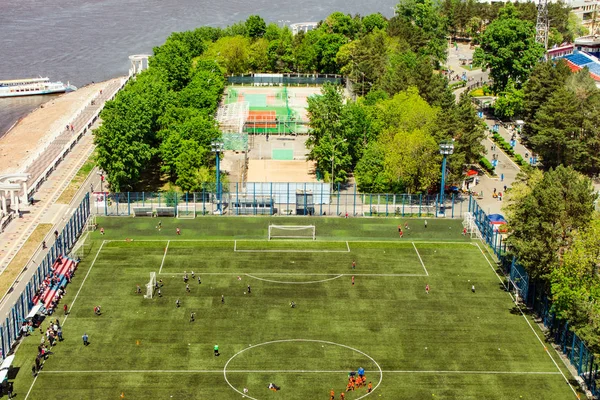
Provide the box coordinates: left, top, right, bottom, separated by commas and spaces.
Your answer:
93, 184, 469, 218
469, 195, 599, 395
0, 193, 90, 360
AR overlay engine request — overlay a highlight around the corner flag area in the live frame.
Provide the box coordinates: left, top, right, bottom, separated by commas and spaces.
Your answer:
14, 217, 577, 399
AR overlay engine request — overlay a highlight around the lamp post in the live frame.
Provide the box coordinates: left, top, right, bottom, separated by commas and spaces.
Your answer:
211, 141, 224, 214
331, 138, 347, 192
439, 140, 454, 216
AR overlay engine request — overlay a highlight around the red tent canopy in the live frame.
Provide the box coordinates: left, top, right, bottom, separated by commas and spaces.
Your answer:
467, 169, 478, 176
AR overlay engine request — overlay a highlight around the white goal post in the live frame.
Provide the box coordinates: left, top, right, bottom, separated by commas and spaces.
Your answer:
462, 212, 480, 239
268, 225, 316, 240
144, 272, 157, 299
177, 204, 196, 219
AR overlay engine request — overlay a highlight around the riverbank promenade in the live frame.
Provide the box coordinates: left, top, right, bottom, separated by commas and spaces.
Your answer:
0, 77, 125, 322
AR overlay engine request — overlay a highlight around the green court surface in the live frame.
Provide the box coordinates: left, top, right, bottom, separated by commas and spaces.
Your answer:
272, 148, 294, 160
12, 217, 578, 400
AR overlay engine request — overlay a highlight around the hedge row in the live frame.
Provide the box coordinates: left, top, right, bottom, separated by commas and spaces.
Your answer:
479, 156, 496, 175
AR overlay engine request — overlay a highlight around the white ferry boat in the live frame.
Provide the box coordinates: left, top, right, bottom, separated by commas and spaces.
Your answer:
0, 77, 77, 98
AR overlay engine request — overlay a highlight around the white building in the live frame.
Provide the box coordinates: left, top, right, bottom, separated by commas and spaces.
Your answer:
290, 22, 318, 35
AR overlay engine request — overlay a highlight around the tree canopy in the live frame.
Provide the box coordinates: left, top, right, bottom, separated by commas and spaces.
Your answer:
473, 3, 545, 92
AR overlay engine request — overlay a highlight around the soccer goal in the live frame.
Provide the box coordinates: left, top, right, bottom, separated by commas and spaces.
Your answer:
69, 231, 92, 260
268, 225, 316, 240
144, 272, 157, 299
462, 212, 480, 239
177, 204, 196, 219
86, 214, 97, 232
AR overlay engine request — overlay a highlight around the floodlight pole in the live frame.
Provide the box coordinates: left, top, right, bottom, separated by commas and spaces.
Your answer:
211, 141, 224, 214
439, 141, 454, 216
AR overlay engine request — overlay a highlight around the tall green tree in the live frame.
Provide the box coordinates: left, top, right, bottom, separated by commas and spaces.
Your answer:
504, 166, 596, 283
150, 38, 193, 91
551, 219, 600, 352
395, 0, 448, 64
473, 3, 544, 91
95, 71, 170, 191
245, 15, 267, 38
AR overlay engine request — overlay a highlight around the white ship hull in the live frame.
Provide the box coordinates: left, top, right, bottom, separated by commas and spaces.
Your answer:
0, 78, 77, 98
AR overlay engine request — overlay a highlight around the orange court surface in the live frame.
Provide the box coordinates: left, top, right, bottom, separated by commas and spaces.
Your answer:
246, 159, 318, 182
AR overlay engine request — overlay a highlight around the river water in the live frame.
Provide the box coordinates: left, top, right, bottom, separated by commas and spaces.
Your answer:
0, 0, 397, 138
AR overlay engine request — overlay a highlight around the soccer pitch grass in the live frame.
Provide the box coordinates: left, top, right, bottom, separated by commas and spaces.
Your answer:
13, 217, 578, 399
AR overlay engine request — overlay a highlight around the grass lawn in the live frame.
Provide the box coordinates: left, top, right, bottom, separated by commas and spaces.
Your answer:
0, 224, 52, 299
56, 155, 96, 205
11, 217, 578, 399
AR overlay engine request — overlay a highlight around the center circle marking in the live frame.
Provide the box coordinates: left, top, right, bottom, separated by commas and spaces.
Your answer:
223, 338, 383, 399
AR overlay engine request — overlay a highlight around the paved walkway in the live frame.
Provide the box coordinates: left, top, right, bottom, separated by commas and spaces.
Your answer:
446, 43, 530, 216
0, 78, 125, 321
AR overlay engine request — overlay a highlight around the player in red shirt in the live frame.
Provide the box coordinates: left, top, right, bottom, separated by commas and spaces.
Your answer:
425, 284, 430, 294
176, 227, 181, 235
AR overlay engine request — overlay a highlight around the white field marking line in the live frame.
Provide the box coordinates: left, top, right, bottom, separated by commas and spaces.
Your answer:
40, 369, 561, 375
24, 240, 107, 400
106, 239, 475, 244
158, 240, 170, 274
158, 272, 427, 277
223, 339, 383, 400
233, 240, 349, 253
412, 242, 428, 276
245, 273, 344, 284
475, 242, 579, 399
234, 249, 350, 253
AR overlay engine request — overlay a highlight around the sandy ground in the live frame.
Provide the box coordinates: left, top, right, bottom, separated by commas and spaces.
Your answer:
247, 159, 317, 182
0, 80, 112, 175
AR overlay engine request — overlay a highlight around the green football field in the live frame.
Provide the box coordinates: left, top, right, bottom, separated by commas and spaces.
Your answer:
12, 217, 579, 399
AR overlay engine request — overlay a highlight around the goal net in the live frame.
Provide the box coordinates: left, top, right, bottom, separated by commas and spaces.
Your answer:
69, 231, 91, 260
462, 212, 479, 238
177, 204, 196, 219
144, 272, 157, 299
268, 225, 316, 240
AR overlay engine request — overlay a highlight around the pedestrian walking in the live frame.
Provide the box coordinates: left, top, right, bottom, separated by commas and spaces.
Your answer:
351, 275, 355, 286
190, 312, 195, 322
424, 220, 428, 228
82, 333, 89, 346
352, 260, 356, 270
186, 284, 190, 293
472, 285, 476, 293
247, 285, 251, 294
214, 344, 220, 356
63, 304, 68, 315
176, 227, 181, 235
425, 284, 430, 294
221, 294, 225, 304
57, 327, 63, 341
176, 299, 180, 308
198, 276, 201, 284
500, 173, 504, 182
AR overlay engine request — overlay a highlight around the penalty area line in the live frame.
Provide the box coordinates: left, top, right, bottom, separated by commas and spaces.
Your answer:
158, 240, 170, 274
412, 242, 428, 276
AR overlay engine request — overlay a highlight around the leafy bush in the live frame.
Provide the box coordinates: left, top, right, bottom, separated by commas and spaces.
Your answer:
479, 156, 495, 175
514, 153, 524, 166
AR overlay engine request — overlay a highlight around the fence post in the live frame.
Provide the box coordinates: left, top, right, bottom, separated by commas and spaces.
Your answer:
127, 192, 131, 216
0, 326, 4, 360
336, 183, 340, 216
353, 184, 356, 216
451, 193, 455, 218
